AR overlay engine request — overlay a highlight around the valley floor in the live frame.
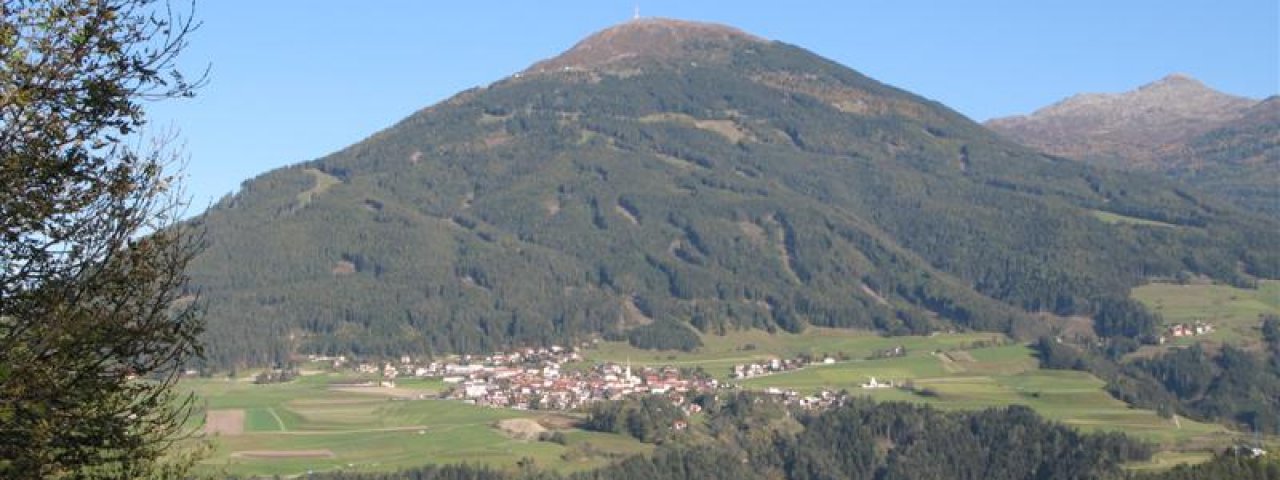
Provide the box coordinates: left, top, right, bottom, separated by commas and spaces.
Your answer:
185, 321, 1273, 477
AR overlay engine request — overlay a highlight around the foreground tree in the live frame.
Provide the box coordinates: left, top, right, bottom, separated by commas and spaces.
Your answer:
0, 1, 205, 477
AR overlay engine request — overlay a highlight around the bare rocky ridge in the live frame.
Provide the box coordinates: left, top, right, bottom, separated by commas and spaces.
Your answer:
986, 74, 1260, 166
525, 18, 764, 73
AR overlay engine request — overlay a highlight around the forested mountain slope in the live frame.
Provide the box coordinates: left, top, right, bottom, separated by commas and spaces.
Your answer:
188, 19, 1280, 368
1160, 97, 1280, 217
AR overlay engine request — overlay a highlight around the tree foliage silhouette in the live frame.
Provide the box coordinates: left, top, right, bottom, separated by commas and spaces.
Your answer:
0, 0, 206, 477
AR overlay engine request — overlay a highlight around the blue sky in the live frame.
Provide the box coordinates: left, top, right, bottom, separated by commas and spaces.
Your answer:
148, 1, 1279, 210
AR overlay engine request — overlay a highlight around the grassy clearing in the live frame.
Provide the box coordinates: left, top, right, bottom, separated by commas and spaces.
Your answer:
1133, 280, 1279, 346
582, 328, 1004, 379
243, 408, 286, 432
1091, 210, 1179, 228
738, 343, 1236, 446
1124, 450, 1216, 472
744, 354, 951, 389
296, 167, 343, 206
183, 374, 647, 477
637, 112, 748, 143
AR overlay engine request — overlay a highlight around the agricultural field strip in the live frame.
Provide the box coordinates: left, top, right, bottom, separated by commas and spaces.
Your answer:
266, 406, 286, 431
187, 369, 652, 476
244, 425, 435, 436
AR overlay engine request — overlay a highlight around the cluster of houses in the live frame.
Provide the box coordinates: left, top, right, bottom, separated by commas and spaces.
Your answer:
759, 387, 852, 410
317, 346, 726, 411
443, 360, 719, 411
1158, 322, 1215, 344
310, 345, 585, 388
868, 345, 907, 360
731, 355, 836, 379
1167, 322, 1213, 338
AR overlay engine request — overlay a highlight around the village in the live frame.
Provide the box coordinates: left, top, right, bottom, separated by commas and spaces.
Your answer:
439, 359, 721, 412
305, 343, 900, 414
310, 345, 723, 412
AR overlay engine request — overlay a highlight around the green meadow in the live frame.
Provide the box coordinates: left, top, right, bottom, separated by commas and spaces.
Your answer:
581, 328, 1005, 380
1124, 451, 1216, 472
739, 343, 1237, 446
183, 374, 649, 477
1090, 210, 1180, 228
1133, 279, 1280, 345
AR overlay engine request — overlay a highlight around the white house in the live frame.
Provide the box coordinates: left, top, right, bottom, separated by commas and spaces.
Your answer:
464, 383, 491, 398
861, 377, 891, 389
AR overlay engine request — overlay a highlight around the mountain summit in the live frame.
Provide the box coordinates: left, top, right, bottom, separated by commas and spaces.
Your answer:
188, 21, 1279, 368
986, 74, 1257, 165
526, 18, 763, 73
987, 75, 1277, 217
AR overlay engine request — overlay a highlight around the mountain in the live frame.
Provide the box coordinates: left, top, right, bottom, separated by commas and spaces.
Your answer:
986, 74, 1258, 166
187, 19, 1280, 369
987, 76, 1278, 216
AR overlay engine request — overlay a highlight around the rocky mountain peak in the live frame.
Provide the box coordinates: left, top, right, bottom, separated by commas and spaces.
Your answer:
1141, 72, 1205, 90
986, 74, 1259, 164
1030, 74, 1249, 120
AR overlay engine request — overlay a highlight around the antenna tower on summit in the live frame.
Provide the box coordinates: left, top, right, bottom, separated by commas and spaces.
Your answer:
633, 4, 640, 20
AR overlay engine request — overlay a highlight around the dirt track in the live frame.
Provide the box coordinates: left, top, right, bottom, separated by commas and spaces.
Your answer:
205, 409, 245, 436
